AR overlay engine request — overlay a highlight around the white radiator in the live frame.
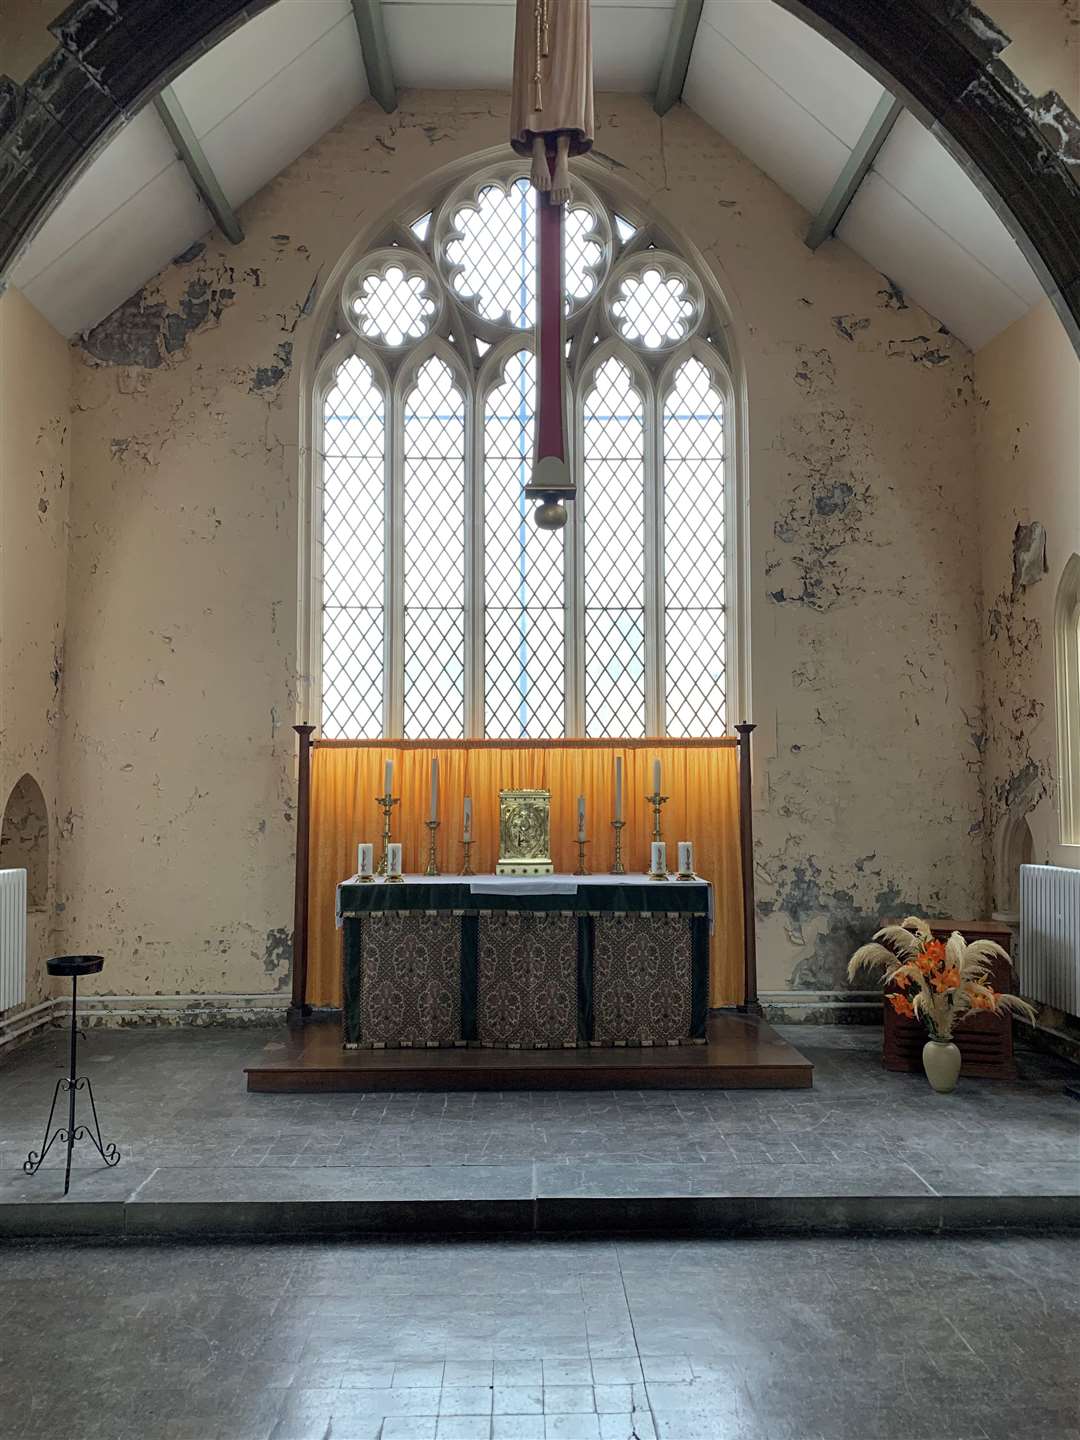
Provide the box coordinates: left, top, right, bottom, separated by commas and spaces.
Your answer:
0, 869, 27, 1013
1019, 863, 1080, 1014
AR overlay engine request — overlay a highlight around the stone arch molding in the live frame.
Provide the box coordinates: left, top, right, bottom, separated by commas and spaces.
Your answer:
0, 773, 49, 910
0, 0, 1078, 350
1055, 553, 1080, 847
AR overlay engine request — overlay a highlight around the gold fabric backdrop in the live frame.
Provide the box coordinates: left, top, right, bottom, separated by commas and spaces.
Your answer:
306, 738, 744, 1008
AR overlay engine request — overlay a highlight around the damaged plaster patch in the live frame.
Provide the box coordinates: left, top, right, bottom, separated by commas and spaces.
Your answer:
250, 342, 294, 394
79, 262, 238, 369
766, 409, 875, 611
832, 314, 870, 343
1011, 520, 1048, 595
264, 927, 292, 983
886, 334, 953, 367
755, 846, 925, 991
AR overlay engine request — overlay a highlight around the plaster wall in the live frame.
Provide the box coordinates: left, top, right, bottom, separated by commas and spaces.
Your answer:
0, 286, 71, 1011
980, 0, 1079, 110
0, 0, 60, 85
59, 92, 985, 1003
975, 298, 1080, 895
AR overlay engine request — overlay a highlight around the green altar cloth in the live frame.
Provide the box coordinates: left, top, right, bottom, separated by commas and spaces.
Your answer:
337, 875, 710, 1049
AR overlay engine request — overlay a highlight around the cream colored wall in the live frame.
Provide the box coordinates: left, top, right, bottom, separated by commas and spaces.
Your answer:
0, 0, 61, 85
975, 298, 1080, 892
58, 92, 985, 1001
980, 0, 1079, 109
0, 287, 71, 1010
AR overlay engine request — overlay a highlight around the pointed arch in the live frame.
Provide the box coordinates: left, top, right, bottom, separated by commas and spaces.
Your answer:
0, 773, 49, 911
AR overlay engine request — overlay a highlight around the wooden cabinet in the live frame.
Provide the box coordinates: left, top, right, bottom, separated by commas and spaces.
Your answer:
881, 919, 1017, 1079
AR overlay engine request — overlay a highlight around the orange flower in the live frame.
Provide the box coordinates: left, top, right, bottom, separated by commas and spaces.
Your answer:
888, 993, 915, 1019
930, 967, 961, 994
893, 968, 913, 990
922, 940, 947, 966
970, 992, 997, 1011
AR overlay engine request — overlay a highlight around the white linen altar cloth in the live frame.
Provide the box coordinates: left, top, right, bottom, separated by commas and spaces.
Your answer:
337, 872, 711, 930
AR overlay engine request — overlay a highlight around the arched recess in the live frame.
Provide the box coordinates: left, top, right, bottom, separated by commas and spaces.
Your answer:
1055, 553, 1080, 847
0, 0, 1078, 352
992, 809, 1035, 924
0, 774, 49, 910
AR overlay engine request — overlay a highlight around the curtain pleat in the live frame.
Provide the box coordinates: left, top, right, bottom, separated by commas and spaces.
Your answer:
307, 739, 744, 1008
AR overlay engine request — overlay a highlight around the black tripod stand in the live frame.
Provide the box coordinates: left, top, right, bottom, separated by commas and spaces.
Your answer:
23, 956, 120, 1195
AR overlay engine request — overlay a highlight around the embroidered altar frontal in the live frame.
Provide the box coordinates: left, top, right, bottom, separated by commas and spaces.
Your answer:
338, 877, 710, 1049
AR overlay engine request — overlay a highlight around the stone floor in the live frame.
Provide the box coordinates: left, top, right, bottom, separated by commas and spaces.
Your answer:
1, 1024, 1077, 1210
1, 1234, 1077, 1439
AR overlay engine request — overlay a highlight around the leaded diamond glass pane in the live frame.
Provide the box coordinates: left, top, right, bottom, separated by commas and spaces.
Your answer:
320, 354, 385, 739
352, 264, 436, 347
582, 356, 646, 737
664, 357, 727, 736
611, 265, 695, 349
445, 180, 603, 329
483, 350, 565, 738
403, 356, 465, 738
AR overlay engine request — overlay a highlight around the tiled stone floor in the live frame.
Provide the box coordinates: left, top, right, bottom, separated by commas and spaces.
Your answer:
1, 1234, 1077, 1439
0, 1024, 1077, 1206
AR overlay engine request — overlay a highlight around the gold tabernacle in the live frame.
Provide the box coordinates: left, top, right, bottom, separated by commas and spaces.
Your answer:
497, 789, 554, 875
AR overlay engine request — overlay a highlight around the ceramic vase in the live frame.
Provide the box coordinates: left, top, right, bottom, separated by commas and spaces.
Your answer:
922, 1037, 961, 1094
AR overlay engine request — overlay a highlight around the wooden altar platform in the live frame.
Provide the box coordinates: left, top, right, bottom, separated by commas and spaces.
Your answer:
244, 1013, 813, 1092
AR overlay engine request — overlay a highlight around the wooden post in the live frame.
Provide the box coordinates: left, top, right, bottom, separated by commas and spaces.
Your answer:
735, 722, 761, 1016
289, 724, 316, 1026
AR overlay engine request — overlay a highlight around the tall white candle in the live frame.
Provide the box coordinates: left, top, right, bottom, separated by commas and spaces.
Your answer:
614, 757, 623, 822
650, 841, 667, 875
577, 795, 586, 842
652, 759, 661, 796
386, 842, 402, 878
357, 842, 373, 877
463, 795, 472, 841
678, 841, 694, 875
384, 759, 393, 797
429, 757, 439, 822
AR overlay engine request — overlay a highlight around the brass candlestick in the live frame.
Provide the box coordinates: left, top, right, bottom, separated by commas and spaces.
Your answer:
574, 838, 589, 876
645, 790, 669, 844
424, 819, 440, 876
609, 819, 626, 875
375, 792, 400, 875
460, 838, 475, 876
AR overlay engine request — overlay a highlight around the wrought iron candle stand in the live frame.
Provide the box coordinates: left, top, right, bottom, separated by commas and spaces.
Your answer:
375, 791, 400, 875
424, 819, 441, 876
609, 818, 626, 875
574, 838, 589, 876
23, 956, 120, 1196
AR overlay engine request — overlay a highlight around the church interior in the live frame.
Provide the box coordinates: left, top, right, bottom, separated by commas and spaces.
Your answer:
1, 0, 1078, 1436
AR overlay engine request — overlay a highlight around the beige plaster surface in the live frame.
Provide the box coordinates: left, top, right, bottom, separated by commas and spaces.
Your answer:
54, 93, 986, 1002
0, 0, 60, 85
0, 287, 71, 1009
981, 0, 1079, 110
975, 297, 1080, 888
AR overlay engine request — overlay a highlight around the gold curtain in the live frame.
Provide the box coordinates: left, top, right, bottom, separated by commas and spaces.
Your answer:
307, 739, 744, 1008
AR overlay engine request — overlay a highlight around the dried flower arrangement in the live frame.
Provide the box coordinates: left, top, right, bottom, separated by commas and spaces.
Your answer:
848, 916, 1035, 1041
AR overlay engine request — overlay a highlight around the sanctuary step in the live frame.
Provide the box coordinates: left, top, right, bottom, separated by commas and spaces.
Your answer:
244, 1013, 813, 1092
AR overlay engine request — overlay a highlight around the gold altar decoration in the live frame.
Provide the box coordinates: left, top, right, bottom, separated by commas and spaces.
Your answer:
306, 739, 744, 1008
497, 788, 554, 875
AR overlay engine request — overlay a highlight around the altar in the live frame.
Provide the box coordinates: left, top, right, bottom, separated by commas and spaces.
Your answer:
336, 874, 710, 1050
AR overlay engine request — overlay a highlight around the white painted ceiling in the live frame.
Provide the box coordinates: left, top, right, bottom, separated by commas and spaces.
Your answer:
7, 0, 1044, 349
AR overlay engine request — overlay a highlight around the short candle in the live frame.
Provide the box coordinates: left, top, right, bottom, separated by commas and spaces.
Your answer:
357, 842, 373, 877
386, 842, 402, 878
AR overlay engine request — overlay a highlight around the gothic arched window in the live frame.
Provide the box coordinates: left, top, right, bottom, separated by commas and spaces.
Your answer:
312, 162, 737, 740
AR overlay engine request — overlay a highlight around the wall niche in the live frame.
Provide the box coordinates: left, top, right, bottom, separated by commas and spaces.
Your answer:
0, 774, 49, 911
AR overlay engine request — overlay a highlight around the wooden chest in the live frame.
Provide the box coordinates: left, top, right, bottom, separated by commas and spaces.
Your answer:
881, 919, 1016, 1079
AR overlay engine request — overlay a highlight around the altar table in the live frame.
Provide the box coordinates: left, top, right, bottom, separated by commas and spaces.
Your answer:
336, 874, 711, 1049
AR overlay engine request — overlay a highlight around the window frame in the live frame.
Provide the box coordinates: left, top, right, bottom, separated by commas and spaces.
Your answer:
303, 158, 746, 741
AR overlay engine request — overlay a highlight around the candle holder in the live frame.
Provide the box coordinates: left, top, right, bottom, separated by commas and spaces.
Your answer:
424, 819, 440, 877
609, 818, 626, 875
375, 792, 400, 875
645, 790, 669, 844
460, 838, 475, 876
574, 838, 589, 876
